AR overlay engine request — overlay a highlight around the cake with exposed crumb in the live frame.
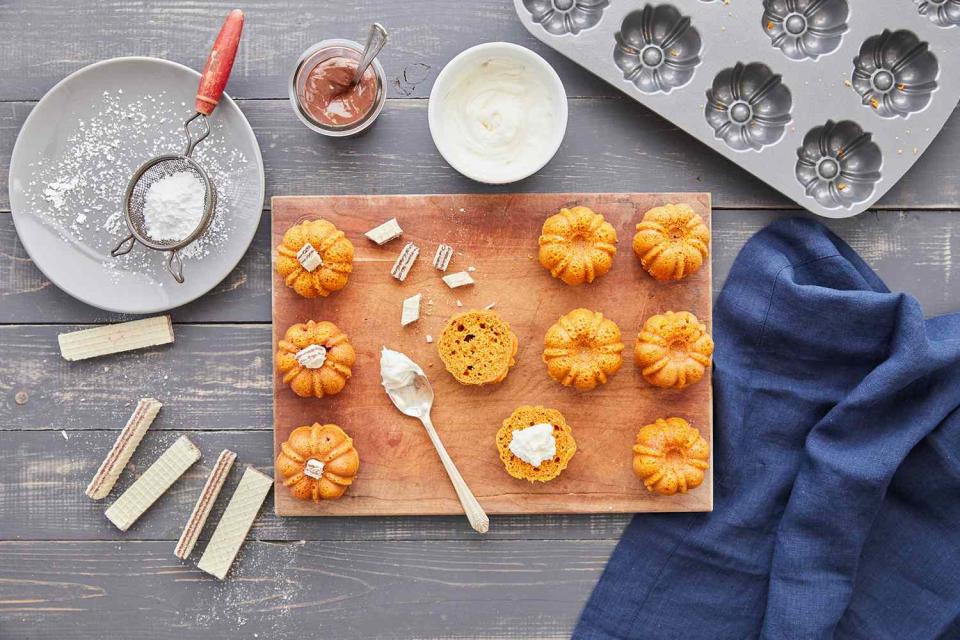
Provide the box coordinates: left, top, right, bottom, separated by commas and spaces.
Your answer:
496, 405, 577, 482
437, 310, 518, 385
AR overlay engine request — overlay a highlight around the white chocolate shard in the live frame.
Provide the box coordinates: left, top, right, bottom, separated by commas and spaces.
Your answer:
433, 244, 454, 271
196, 466, 273, 580
391, 242, 419, 281
365, 218, 403, 245
296, 242, 323, 272
401, 293, 422, 326
425, 334, 433, 344
295, 344, 327, 369
456, 300, 463, 307
484, 302, 497, 310
59, 316, 174, 361
442, 271, 475, 289
85, 398, 163, 500
303, 458, 325, 480
175, 449, 237, 560
467, 266, 476, 272
104, 435, 201, 532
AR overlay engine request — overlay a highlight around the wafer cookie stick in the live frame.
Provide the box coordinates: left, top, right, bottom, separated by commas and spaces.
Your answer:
104, 436, 201, 532
175, 449, 237, 560
85, 398, 163, 500
197, 466, 272, 580
58, 315, 174, 361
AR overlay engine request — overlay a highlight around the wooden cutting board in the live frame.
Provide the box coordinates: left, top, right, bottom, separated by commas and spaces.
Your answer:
271, 193, 712, 516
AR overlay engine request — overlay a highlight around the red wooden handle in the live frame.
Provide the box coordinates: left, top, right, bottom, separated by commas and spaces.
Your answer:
195, 9, 244, 116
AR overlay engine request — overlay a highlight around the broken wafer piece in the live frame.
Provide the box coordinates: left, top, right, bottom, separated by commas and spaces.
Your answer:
401, 293, 422, 326
175, 449, 237, 560
196, 466, 273, 580
433, 244, 454, 271
104, 435, 201, 532
85, 398, 163, 500
442, 271, 475, 289
365, 218, 403, 245
59, 315, 174, 361
391, 242, 420, 282
296, 242, 323, 272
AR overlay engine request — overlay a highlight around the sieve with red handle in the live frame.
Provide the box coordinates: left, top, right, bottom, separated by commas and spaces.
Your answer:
111, 9, 245, 283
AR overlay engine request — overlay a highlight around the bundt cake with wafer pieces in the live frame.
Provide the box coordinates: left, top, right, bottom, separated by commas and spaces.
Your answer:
275, 218, 354, 297
634, 311, 713, 390
633, 417, 709, 495
632, 203, 710, 281
276, 423, 360, 501
276, 320, 356, 398
496, 405, 577, 483
543, 308, 624, 390
538, 206, 618, 286
437, 309, 519, 385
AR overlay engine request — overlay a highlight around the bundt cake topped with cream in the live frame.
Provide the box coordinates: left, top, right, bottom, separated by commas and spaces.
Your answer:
543, 308, 625, 390
632, 203, 710, 281
276, 320, 356, 398
496, 405, 577, 483
634, 311, 713, 390
632, 417, 709, 495
538, 206, 618, 286
275, 218, 354, 297
276, 423, 360, 501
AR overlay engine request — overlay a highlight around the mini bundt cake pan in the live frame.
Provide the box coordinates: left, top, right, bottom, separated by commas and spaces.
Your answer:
514, 0, 960, 218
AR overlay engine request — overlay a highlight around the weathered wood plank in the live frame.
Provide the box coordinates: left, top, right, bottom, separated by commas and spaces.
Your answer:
3, 209, 960, 324
0, 539, 612, 639
3, 100, 960, 215
0, 0, 611, 101
0, 430, 631, 541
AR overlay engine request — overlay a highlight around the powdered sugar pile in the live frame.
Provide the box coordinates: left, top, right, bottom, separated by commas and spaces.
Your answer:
24, 89, 249, 279
142, 170, 206, 242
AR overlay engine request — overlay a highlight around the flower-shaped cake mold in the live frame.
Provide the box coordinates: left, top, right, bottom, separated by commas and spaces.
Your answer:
915, 0, 960, 27
704, 62, 792, 151
795, 120, 883, 209
761, 0, 849, 61
522, 0, 609, 35
614, 4, 702, 94
852, 30, 939, 119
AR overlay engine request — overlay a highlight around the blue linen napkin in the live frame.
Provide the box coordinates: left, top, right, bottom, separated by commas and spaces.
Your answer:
574, 218, 960, 640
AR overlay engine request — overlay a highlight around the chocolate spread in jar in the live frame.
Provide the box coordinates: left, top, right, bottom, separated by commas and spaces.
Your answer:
298, 57, 378, 127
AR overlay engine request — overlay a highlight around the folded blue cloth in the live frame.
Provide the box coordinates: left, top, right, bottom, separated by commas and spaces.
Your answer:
574, 218, 960, 640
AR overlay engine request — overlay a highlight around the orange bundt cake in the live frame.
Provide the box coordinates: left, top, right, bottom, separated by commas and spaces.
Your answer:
633, 417, 709, 495
634, 311, 713, 389
276, 423, 360, 501
437, 309, 519, 385
543, 308, 625, 390
276, 320, 356, 398
632, 203, 710, 281
538, 206, 618, 286
496, 405, 577, 482
275, 218, 354, 297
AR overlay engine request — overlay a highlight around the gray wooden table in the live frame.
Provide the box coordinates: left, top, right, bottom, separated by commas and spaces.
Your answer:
2, 2, 959, 638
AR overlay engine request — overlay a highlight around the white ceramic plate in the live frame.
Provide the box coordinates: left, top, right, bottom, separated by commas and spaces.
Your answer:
8, 57, 265, 314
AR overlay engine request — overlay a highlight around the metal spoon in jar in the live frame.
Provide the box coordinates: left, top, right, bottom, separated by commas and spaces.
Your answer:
380, 347, 489, 534
329, 23, 388, 96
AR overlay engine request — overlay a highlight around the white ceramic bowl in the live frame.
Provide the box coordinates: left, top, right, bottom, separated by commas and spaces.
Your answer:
428, 42, 568, 184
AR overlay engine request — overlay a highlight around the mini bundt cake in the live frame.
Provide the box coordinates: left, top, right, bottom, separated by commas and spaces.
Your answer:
276, 423, 360, 501
538, 206, 618, 286
632, 203, 710, 281
496, 405, 577, 482
276, 320, 356, 398
437, 310, 518, 385
635, 311, 713, 390
543, 308, 625, 390
275, 218, 354, 297
633, 417, 709, 495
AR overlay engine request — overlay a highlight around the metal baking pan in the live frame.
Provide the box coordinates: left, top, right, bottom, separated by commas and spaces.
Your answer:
515, 0, 960, 218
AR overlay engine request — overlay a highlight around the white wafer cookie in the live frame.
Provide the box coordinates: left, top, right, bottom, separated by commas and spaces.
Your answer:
104, 436, 201, 532
197, 466, 272, 580
442, 271, 475, 288
433, 244, 454, 271
401, 293, 421, 326
58, 315, 174, 361
85, 398, 163, 500
364, 218, 403, 245
390, 242, 419, 281
174, 449, 237, 560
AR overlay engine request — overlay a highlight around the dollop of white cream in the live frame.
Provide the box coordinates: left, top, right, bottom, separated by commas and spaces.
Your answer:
380, 347, 425, 391
437, 56, 562, 182
509, 423, 557, 468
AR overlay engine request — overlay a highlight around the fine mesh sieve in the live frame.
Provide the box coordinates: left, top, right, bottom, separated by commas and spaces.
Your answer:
110, 10, 244, 283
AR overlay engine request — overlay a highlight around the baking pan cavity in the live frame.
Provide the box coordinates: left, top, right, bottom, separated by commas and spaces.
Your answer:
796, 120, 883, 209
915, 0, 960, 28
852, 29, 939, 119
705, 62, 792, 152
521, 0, 610, 36
761, 0, 849, 61
613, 5, 702, 94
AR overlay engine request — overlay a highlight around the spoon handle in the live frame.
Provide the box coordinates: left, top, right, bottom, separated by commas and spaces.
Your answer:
420, 414, 489, 534
352, 23, 388, 86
